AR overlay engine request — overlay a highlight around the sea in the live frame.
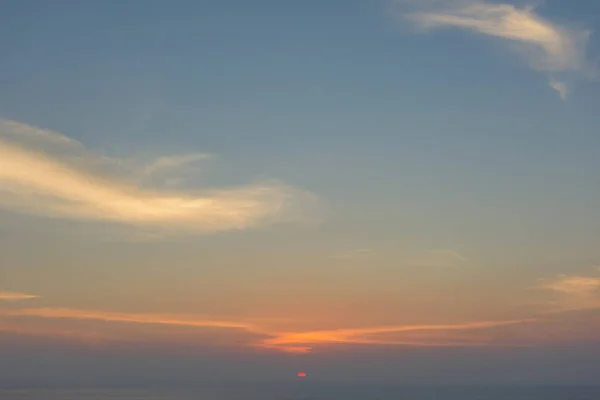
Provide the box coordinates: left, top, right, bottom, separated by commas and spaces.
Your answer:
0, 385, 599, 400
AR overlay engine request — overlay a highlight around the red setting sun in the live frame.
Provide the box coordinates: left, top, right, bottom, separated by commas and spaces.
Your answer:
297, 372, 307, 377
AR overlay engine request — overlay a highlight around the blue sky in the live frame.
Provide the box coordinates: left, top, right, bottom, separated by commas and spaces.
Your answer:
1, 0, 600, 385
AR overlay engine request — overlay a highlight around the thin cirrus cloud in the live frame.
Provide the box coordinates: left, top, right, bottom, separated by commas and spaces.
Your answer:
0, 292, 39, 301
1, 308, 256, 331
141, 153, 212, 177
0, 119, 317, 234
540, 273, 600, 312
0, 307, 535, 354
261, 318, 535, 353
392, 0, 593, 98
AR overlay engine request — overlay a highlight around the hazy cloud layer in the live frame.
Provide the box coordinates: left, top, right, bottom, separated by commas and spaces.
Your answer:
392, 0, 593, 98
0, 120, 317, 234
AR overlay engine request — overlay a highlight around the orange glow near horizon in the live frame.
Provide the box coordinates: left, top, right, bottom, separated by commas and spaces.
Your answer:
0, 306, 543, 354
298, 371, 307, 377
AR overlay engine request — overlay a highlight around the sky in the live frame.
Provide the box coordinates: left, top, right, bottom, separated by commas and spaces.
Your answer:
1, 0, 600, 386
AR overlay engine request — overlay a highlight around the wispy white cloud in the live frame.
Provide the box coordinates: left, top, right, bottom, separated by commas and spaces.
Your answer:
0, 120, 318, 234
141, 153, 212, 177
544, 275, 600, 295
392, 0, 593, 98
549, 78, 568, 100
540, 272, 600, 312
0, 292, 39, 301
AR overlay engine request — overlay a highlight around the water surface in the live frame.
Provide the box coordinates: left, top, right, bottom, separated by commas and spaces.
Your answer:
1, 385, 599, 400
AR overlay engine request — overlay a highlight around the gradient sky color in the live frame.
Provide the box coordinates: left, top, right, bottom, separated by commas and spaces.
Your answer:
1, 0, 600, 385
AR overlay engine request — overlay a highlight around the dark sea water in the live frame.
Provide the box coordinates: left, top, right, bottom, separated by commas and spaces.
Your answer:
1, 385, 599, 400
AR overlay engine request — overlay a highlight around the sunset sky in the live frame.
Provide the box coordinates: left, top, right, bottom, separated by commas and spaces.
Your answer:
1, 0, 600, 385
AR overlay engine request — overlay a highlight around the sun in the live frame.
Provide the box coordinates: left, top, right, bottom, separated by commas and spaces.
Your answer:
297, 372, 307, 377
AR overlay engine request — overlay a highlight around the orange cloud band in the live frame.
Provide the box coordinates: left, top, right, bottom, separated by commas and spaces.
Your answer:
260, 319, 536, 353
1, 307, 536, 353
1, 308, 255, 331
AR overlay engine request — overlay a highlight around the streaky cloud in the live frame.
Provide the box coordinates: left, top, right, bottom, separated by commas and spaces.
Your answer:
260, 318, 535, 353
0, 308, 270, 349
1, 306, 535, 354
0, 292, 39, 301
392, 0, 593, 98
141, 153, 212, 177
2, 308, 256, 331
540, 272, 600, 312
544, 275, 600, 295
0, 120, 318, 234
